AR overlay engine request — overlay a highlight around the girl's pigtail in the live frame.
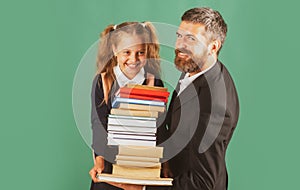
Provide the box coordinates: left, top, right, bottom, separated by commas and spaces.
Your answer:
143, 22, 161, 78
96, 24, 117, 104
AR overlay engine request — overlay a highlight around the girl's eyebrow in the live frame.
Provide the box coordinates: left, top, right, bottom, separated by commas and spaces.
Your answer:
121, 48, 146, 52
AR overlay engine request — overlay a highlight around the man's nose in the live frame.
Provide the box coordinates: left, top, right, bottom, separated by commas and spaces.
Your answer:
176, 38, 186, 49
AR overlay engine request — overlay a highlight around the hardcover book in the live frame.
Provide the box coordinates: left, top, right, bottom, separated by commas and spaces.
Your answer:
112, 97, 165, 108
110, 108, 159, 118
97, 173, 173, 186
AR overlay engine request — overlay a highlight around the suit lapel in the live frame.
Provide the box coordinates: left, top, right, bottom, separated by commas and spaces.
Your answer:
172, 75, 203, 112
171, 61, 222, 113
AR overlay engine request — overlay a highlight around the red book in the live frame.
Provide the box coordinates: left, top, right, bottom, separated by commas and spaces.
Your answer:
120, 93, 168, 103
119, 87, 170, 99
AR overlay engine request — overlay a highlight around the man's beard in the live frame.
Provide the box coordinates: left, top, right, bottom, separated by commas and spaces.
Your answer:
174, 48, 207, 73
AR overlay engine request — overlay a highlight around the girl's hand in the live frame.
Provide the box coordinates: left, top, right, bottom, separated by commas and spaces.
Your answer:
89, 156, 105, 182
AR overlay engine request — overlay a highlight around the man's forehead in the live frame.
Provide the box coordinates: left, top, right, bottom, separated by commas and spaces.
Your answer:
177, 21, 206, 37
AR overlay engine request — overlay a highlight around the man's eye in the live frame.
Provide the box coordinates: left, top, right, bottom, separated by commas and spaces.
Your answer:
187, 36, 196, 41
176, 33, 182, 38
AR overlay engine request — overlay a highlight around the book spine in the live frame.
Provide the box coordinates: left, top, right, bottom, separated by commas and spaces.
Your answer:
108, 137, 156, 147
112, 165, 161, 178
107, 125, 157, 133
116, 155, 160, 162
112, 97, 165, 108
108, 133, 156, 141
118, 103, 165, 112
118, 146, 163, 158
125, 84, 168, 92
120, 93, 168, 103
108, 117, 156, 128
108, 114, 156, 121
110, 109, 159, 118
116, 160, 161, 168
120, 88, 170, 97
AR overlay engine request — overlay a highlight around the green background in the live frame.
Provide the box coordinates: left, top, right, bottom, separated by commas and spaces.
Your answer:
1, 0, 299, 189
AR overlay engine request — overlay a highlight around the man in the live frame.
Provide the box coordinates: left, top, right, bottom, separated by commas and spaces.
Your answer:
109, 7, 239, 190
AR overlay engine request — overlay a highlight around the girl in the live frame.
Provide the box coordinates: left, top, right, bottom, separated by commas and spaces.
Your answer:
89, 22, 163, 190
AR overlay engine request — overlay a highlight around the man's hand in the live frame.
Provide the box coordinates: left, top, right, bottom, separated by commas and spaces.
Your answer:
162, 162, 173, 178
89, 156, 105, 182
108, 182, 144, 190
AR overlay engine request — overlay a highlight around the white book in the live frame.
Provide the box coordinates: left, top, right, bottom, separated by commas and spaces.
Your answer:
108, 133, 156, 141
97, 174, 173, 186
108, 117, 156, 128
112, 97, 165, 108
107, 137, 156, 147
109, 131, 156, 136
107, 125, 157, 133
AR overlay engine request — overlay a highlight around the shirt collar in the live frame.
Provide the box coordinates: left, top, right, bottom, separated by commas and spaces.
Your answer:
179, 61, 217, 85
113, 64, 145, 87
177, 61, 217, 96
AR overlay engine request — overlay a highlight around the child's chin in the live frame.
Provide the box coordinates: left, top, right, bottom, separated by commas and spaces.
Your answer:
124, 68, 140, 74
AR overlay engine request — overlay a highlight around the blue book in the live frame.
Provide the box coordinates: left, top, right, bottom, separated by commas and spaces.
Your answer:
112, 97, 165, 108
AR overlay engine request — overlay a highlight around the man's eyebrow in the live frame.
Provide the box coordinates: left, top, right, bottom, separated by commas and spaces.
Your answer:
176, 31, 196, 37
185, 34, 196, 38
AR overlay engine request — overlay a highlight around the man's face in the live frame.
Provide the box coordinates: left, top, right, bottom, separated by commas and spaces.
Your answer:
175, 21, 210, 73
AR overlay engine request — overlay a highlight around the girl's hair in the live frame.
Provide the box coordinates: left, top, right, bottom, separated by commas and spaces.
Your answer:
96, 22, 161, 103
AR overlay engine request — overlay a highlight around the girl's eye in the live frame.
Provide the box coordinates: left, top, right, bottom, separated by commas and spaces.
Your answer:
138, 51, 145, 55
122, 51, 130, 55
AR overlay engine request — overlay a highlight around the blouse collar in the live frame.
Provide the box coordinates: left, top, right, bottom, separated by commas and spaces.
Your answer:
113, 64, 145, 87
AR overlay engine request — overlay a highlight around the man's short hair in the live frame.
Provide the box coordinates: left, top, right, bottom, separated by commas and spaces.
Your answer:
182, 7, 227, 45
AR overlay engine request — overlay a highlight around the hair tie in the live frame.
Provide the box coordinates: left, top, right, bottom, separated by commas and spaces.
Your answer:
113, 24, 117, 30
140, 22, 146, 28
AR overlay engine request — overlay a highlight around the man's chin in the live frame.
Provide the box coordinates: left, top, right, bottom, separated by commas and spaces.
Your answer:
175, 59, 199, 73
175, 65, 185, 73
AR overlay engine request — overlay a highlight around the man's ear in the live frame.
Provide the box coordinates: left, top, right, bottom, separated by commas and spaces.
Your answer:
209, 40, 222, 55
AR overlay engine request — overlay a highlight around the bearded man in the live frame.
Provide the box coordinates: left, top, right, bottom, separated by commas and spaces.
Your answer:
155, 7, 240, 190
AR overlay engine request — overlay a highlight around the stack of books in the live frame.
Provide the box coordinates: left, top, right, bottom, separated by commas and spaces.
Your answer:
98, 146, 173, 186
98, 85, 173, 186
107, 84, 170, 147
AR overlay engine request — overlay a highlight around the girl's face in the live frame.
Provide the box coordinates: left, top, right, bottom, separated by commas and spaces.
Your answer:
113, 34, 147, 79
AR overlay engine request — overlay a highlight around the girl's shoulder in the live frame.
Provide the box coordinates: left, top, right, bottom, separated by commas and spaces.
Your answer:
145, 72, 164, 87
154, 78, 164, 87
93, 74, 102, 89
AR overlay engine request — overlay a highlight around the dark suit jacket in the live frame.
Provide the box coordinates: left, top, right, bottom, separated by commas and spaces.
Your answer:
151, 61, 239, 190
